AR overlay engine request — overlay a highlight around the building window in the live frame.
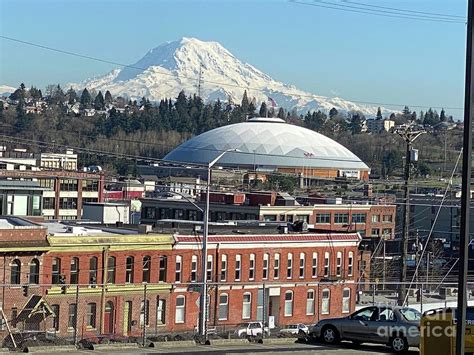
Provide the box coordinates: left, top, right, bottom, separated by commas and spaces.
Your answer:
157, 299, 166, 325
89, 257, 98, 286
220, 254, 227, 282
52, 258, 61, 284
68, 303, 77, 328
43, 197, 55, 209
348, 252, 354, 276
322, 289, 330, 314
207, 255, 213, 282
191, 255, 198, 282
140, 299, 150, 327
371, 214, 380, 223
82, 180, 99, 192
284, 291, 293, 317
336, 252, 342, 277
352, 213, 366, 224
312, 252, 318, 278
273, 253, 280, 279
60, 179, 78, 191
315, 213, 331, 224
262, 253, 269, 280
59, 197, 78, 210
324, 252, 330, 277
86, 303, 96, 328
159, 256, 167, 282
29, 259, 40, 284
306, 290, 315, 315
263, 215, 277, 221
242, 293, 251, 319
383, 214, 393, 223
175, 256, 182, 283
299, 252, 305, 278
70, 257, 79, 284
51, 305, 60, 331
142, 256, 151, 283
125, 256, 135, 284
287, 253, 293, 279
11, 259, 21, 284
218, 293, 229, 320
343, 288, 351, 313
175, 296, 185, 323
249, 254, 255, 281
334, 213, 349, 224
371, 228, 380, 236
235, 255, 241, 281
107, 256, 116, 284
382, 228, 392, 237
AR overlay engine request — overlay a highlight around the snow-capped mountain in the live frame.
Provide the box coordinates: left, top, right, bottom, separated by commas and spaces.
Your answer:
0, 85, 16, 96
71, 37, 384, 116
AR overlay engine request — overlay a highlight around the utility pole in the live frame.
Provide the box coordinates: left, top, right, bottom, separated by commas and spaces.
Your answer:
382, 235, 386, 291
395, 125, 425, 306
456, 2, 473, 353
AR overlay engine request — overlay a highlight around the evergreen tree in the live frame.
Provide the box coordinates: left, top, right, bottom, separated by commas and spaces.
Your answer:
66, 88, 77, 104
241, 90, 249, 118
80, 88, 92, 109
94, 91, 105, 110
329, 107, 338, 118
29, 86, 42, 101
349, 113, 364, 134
104, 90, 113, 105
376, 107, 383, 120
248, 101, 256, 118
440, 108, 447, 122
277, 107, 285, 119
259, 102, 267, 117
402, 106, 410, 115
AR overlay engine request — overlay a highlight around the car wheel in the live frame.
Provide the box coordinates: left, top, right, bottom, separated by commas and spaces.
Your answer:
321, 326, 340, 345
390, 335, 408, 353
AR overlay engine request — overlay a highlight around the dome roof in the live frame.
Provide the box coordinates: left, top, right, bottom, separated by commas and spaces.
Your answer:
163, 117, 369, 170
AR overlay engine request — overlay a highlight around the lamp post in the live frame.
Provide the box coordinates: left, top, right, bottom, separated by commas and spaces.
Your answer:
198, 148, 239, 343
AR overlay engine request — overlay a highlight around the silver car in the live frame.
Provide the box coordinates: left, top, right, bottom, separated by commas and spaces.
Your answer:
309, 305, 420, 353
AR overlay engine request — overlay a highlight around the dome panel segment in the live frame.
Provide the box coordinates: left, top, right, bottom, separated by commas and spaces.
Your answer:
164, 119, 369, 171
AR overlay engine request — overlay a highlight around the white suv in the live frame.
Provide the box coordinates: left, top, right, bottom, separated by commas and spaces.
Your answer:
234, 322, 270, 337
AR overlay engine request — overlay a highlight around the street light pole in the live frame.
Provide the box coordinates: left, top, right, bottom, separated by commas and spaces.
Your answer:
198, 148, 239, 343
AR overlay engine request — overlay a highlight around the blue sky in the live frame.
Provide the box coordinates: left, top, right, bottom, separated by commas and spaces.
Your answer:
0, 0, 468, 116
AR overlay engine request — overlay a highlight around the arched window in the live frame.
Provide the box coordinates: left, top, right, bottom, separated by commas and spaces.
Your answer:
262, 253, 269, 280
336, 251, 342, 277
89, 257, 98, 286
218, 293, 229, 320
175, 296, 185, 323
342, 288, 351, 313
242, 292, 251, 319
284, 291, 293, 316
70, 257, 79, 284
348, 252, 354, 277
107, 256, 116, 284
324, 252, 330, 277
207, 255, 213, 282
235, 255, 241, 281
142, 256, 151, 283
10, 259, 21, 284
273, 253, 280, 279
249, 254, 255, 280
191, 255, 198, 282
322, 289, 330, 314
175, 256, 182, 283
29, 259, 40, 284
312, 252, 318, 278
220, 254, 227, 282
299, 252, 305, 278
287, 253, 293, 279
159, 256, 167, 282
125, 256, 134, 283
52, 258, 61, 284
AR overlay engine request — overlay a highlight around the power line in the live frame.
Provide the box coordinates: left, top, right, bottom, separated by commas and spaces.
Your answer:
342, 0, 465, 19
291, 0, 466, 24
0, 34, 464, 111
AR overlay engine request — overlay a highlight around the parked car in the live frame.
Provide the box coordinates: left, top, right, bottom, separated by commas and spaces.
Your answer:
309, 305, 421, 353
278, 324, 309, 336
234, 322, 270, 337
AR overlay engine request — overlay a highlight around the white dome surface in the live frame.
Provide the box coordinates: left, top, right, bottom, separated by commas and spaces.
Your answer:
164, 118, 369, 170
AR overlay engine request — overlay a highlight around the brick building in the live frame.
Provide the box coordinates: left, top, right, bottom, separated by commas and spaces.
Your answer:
0, 219, 361, 341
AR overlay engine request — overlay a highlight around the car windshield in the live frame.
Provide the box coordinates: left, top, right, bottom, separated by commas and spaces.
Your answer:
400, 308, 421, 321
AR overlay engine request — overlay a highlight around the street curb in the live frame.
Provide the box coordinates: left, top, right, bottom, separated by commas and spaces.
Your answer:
92, 343, 139, 351
150, 340, 196, 348
210, 338, 249, 346
23, 345, 77, 353
262, 338, 299, 345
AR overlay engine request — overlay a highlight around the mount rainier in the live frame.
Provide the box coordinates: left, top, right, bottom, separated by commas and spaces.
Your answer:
72, 37, 384, 116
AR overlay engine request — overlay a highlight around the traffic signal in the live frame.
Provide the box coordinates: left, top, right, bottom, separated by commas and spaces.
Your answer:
22, 285, 28, 297
59, 275, 67, 294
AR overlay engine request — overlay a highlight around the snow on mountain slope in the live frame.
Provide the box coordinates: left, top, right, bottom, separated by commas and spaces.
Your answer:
0, 85, 16, 96
71, 37, 384, 116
